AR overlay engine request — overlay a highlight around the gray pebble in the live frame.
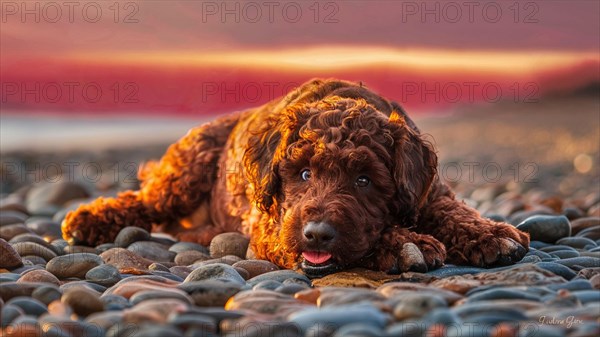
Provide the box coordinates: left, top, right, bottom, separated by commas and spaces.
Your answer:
556, 257, 600, 270
114, 227, 150, 247
386, 322, 426, 337
0, 238, 22, 269
64, 245, 100, 254
548, 279, 593, 291
509, 209, 554, 226
130, 325, 183, 337
289, 305, 388, 333
536, 262, 577, 280
530, 241, 551, 249
275, 283, 308, 295
0, 211, 27, 226
462, 311, 527, 325
516, 215, 571, 243
423, 308, 461, 325
0, 273, 20, 282
191, 255, 243, 268
209, 232, 249, 259
40, 315, 105, 337
466, 288, 540, 302
11, 241, 57, 261
518, 326, 566, 337
169, 242, 209, 255
557, 237, 597, 249
128, 241, 176, 262
21, 255, 48, 266
551, 250, 580, 259
178, 280, 244, 307
0, 282, 40, 301
518, 255, 542, 264
86, 264, 122, 287
130, 290, 194, 306
563, 207, 585, 220
571, 289, 600, 304
527, 248, 552, 259
1, 304, 24, 327
51, 239, 69, 255
101, 294, 130, 311
151, 271, 184, 282
9, 233, 52, 248
24, 218, 62, 239
6, 296, 47, 317
167, 312, 217, 332
175, 250, 211, 266
453, 303, 528, 320
427, 266, 486, 278
247, 270, 311, 287
332, 323, 383, 337
95, 243, 116, 252
253, 280, 283, 291
540, 245, 578, 253
25, 181, 89, 216
31, 285, 62, 305
46, 253, 104, 279
184, 263, 246, 284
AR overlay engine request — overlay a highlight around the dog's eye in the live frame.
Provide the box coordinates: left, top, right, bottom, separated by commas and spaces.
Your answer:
301, 169, 312, 181
355, 175, 370, 187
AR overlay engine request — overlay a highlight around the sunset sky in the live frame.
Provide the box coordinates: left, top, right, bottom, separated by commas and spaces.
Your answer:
1, 0, 599, 115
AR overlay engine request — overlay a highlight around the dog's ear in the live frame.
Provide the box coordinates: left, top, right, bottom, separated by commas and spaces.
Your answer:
244, 123, 284, 214
244, 107, 302, 214
389, 109, 438, 212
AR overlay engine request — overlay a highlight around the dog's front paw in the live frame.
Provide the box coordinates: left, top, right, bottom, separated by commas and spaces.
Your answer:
61, 206, 115, 246
448, 222, 529, 267
61, 192, 152, 246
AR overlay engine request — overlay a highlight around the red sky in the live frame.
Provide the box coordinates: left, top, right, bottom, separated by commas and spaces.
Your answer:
1, 0, 599, 115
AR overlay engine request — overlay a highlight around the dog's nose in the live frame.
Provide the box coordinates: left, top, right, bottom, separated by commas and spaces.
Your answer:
303, 221, 336, 245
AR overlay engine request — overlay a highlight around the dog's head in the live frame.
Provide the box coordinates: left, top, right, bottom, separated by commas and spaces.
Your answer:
244, 81, 437, 277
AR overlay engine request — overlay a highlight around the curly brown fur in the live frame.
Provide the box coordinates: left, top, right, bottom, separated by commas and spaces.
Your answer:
62, 79, 529, 277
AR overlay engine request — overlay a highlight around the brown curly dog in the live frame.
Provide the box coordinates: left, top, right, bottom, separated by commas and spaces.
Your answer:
62, 79, 529, 277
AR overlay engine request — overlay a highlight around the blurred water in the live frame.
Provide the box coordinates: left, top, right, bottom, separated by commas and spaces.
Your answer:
0, 113, 209, 152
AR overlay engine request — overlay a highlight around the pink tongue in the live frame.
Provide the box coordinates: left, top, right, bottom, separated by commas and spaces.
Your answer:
302, 251, 332, 265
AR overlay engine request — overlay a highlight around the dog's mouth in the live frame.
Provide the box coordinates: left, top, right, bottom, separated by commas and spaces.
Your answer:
300, 251, 340, 278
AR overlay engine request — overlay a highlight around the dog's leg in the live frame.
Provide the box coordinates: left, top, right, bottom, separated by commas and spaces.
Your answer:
61, 114, 240, 246
366, 227, 446, 273
419, 184, 530, 267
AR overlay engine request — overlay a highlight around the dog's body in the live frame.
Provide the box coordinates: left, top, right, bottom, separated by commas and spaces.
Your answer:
62, 79, 529, 277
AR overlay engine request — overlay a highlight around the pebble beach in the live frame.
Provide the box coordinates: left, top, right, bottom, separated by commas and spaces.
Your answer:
1, 97, 599, 337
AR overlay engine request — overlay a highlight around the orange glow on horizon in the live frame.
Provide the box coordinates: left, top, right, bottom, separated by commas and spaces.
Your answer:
61, 46, 599, 75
